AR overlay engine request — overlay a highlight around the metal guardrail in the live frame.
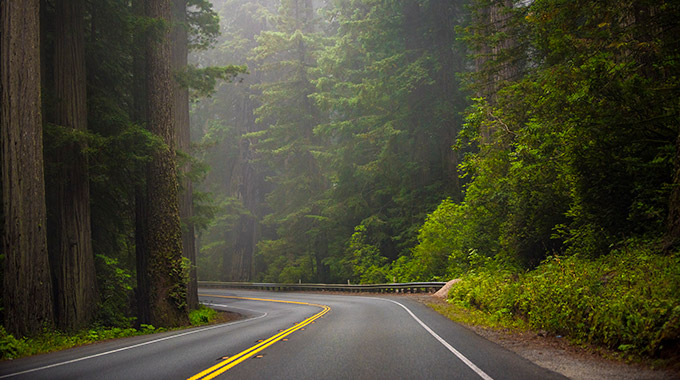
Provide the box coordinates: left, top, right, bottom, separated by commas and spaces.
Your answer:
198, 281, 446, 294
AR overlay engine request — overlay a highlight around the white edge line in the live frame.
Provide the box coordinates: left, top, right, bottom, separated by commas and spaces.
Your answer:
377, 298, 494, 380
0, 303, 267, 379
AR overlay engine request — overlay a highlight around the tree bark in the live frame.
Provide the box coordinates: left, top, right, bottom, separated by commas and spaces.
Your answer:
1, 0, 54, 337
132, 0, 150, 325
52, 0, 97, 331
172, 0, 198, 310
145, 0, 188, 326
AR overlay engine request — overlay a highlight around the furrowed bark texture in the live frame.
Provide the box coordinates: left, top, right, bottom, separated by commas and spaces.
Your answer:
172, 0, 198, 310
132, 0, 150, 325
53, 0, 97, 331
145, 0, 187, 326
1, 0, 54, 337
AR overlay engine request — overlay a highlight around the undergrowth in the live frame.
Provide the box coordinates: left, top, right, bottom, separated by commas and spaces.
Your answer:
189, 305, 218, 326
0, 305, 221, 360
0, 324, 161, 360
447, 242, 680, 359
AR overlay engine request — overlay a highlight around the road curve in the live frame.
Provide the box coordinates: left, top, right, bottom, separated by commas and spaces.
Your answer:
0, 289, 567, 380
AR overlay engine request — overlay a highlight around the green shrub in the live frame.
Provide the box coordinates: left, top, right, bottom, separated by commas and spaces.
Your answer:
94, 254, 135, 327
448, 242, 680, 357
0, 327, 29, 360
447, 253, 521, 324
347, 225, 388, 284
409, 199, 469, 280
189, 306, 218, 326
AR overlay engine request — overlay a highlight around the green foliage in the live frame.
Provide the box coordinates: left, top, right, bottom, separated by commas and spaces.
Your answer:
197, 194, 252, 280
0, 323, 167, 360
408, 199, 471, 280
245, 0, 333, 283
0, 327, 29, 360
255, 239, 317, 283
175, 64, 248, 98
187, 0, 221, 50
427, 300, 529, 332
448, 243, 680, 357
452, 0, 680, 269
347, 225, 388, 284
189, 305, 218, 326
94, 255, 135, 328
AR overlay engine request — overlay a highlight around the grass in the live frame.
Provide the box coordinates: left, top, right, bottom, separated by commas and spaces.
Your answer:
426, 299, 530, 332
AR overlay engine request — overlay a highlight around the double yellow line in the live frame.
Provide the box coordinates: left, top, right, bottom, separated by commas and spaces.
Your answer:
188, 295, 331, 380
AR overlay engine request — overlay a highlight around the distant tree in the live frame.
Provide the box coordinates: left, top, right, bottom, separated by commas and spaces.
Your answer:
189, 0, 275, 283
312, 0, 468, 275
250, 0, 331, 283
192, 0, 471, 283
1, 0, 54, 336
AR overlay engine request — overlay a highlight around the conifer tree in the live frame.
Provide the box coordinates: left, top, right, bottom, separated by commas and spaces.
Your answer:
1, 0, 54, 336
172, 0, 198, 310
250, 0, 331, 282
144, 0, 188, 326
51, 0, 98, 331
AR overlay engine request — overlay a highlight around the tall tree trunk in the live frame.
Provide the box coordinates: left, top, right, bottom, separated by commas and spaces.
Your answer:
1, 0, 54, 337
145, 0, 187, 326
132, 0, 150, 325
172, 0, 198, 310
52, 0, 97, 331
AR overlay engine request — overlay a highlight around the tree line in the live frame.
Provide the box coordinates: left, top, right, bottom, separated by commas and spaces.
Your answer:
193, 0, 679, 284
0, 0, 242, 338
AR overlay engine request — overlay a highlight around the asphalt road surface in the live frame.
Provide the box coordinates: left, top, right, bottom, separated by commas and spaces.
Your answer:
0, 289, 567, 379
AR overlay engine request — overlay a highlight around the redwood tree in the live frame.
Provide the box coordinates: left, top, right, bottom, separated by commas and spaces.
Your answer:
132, 0, 151, 325
172, 0, 198, 310
52, 0, 98, 331
1, 0, 54, 337
145, 0, 188, 326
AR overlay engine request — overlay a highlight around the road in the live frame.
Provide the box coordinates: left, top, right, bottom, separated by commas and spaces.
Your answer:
0, 289, 567, 379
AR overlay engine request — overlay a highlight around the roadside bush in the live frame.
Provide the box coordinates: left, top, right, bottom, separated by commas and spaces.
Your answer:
189, 306, 218, 326
446, 253, 522, 324
0, 327, 29, 360
448, 242, 680, 356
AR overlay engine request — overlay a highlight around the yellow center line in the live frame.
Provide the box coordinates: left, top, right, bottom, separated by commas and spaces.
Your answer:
188, 294, 331, 380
